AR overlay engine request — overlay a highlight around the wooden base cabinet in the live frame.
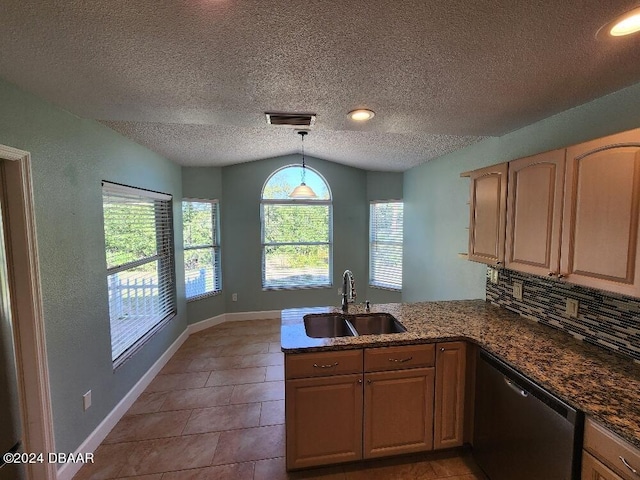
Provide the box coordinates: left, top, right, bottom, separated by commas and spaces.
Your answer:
582, 417, 640, 480
582, 452, 624, 480
285, 350, 364, 470
285, 373, 363, 470
363, 367, 435, 458
285, 343, 468, 470
434, 342, 466, 449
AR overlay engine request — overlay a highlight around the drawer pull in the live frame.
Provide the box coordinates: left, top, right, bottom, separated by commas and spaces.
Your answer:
620, 456, 639, 475
313, 362, 339, 369
388, 356, 413, 363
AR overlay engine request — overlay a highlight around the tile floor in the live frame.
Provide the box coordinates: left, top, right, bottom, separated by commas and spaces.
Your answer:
74, 318, 486, 480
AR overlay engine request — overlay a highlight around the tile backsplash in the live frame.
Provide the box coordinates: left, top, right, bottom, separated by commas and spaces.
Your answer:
486, 268, 640, 363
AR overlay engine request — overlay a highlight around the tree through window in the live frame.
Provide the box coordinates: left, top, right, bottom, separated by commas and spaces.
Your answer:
261, 166, 332, 289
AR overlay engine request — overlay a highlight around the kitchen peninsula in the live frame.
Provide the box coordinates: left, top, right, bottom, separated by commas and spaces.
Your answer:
281, 300, 640, 473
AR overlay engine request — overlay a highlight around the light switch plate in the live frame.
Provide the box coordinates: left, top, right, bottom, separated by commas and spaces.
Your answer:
513, 281, 523, 300
83, 390, 92, 411
566, 298, 579, 318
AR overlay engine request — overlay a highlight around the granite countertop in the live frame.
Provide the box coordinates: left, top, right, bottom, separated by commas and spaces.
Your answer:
281, 300, 640, 450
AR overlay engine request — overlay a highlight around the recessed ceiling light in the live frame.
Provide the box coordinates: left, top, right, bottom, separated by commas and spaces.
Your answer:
348, 109, 375, 121
601, 7, 640, 37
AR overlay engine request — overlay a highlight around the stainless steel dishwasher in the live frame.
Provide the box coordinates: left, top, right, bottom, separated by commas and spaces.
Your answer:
473, 349, 583, 480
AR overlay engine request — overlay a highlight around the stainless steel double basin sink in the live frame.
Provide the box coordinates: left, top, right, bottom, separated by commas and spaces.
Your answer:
303, 312, 406, 338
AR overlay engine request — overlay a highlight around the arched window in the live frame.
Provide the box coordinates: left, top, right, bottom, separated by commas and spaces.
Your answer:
261, 165, 332, 289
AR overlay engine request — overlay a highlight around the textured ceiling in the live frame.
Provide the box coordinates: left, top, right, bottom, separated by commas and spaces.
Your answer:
2, 1, 640, 171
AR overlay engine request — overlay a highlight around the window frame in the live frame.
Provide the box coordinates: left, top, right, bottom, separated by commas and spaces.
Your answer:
260, 165, 333, 290
182, 198, 222, 301
369, 200, 404, 291
102, 181, 177, 368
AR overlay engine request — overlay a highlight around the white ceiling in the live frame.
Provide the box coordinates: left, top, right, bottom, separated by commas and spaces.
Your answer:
2, 1, 640, 171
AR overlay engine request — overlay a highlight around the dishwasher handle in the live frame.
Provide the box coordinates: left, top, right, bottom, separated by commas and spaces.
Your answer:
504, 376, 529, 397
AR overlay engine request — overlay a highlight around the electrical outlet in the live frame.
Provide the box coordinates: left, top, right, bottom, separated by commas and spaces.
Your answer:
83, 390, 92, 411
232, 293, 238, 302
566, 298, 579, 318
513, 281, 523, 300
487, 268, 499, 284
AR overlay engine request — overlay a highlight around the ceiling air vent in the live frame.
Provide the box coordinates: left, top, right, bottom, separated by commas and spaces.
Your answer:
265, 112, 316, 127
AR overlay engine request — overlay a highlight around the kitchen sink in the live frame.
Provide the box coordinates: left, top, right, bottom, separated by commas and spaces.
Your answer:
303, 313, 355, 338
303, 312, 406, 338
348, 313, 407, 335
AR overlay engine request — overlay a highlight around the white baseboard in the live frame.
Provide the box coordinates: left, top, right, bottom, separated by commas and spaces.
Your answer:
186, 313, 227, 335
58, 309, 281, 480
224, 309, 281, 322
187, 309, 281, 334
56, 328, 189, 480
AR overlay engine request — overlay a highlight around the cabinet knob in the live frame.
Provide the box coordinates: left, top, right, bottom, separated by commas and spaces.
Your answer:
548, 272, 555, 276
357, 379, 362, 384
440, 347, 445, 352
367, 379, 372, 385
557, 274, 566, 279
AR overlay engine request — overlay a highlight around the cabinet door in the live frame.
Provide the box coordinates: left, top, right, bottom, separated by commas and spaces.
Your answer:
434, 342, 466, 449
582, 451, 625, 480
561, 129, 640, 297
468, 163, 508, 265
505, 150, 565, 276
363, 367, 435, 458
285, 374, 363, 470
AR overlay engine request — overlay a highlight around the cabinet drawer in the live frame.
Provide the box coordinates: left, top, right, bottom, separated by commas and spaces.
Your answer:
584, 418, 640, 480
286, 350, 363, 379
582, 451, 624, 480
364, 344, 435, 372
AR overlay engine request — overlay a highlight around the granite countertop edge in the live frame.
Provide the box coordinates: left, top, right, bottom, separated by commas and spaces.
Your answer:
280, 299, 640, 450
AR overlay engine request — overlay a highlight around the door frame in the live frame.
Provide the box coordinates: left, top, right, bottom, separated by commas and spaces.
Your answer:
0, 145, 56, 480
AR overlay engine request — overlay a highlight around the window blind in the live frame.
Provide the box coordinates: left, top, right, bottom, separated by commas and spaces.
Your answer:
183, 199, 222, 299
370, 201, 403, 290
102, 182, 176, 365
261, 200, 332, 289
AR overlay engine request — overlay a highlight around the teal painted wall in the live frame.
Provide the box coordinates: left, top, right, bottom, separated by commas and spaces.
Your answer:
182, 163, 405, 315
221, 154, 369, 312
403, 81, 640, 302
0, 78, 186, 455
366, 171, 403, 201
181, 167, 226, 323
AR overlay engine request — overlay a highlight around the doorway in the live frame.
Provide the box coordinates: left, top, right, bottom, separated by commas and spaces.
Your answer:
0, 145, 56, 480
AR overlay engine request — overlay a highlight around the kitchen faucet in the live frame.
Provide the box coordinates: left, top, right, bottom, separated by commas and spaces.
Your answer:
341, 270, 356, 312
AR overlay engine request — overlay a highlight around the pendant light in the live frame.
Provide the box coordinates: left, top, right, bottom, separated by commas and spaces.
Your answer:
289, 130, 318, 199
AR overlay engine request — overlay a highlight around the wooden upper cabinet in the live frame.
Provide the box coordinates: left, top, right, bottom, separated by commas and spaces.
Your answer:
505, 149, 566, 276
468, 163, 508, 265
561, 129, 640, 296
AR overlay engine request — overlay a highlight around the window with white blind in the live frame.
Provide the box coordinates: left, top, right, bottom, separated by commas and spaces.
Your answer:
102, 182, 176, 366
261, 165, 332, 289
183, 199, 222, 299
370, 201, 403, 290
